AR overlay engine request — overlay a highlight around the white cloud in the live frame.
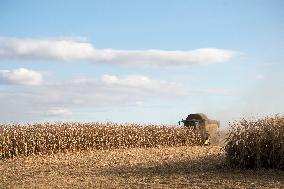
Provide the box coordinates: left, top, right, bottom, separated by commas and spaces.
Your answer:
0, 68, 43, 86
0, 73, 231, 122
256, 74, 264, 80
46, 108, 73, 116
192, 88, 232, 95
0, 37, 239, 67
101, 74, 156, 87
135, 101, 144, 107
101, 74, 181, 94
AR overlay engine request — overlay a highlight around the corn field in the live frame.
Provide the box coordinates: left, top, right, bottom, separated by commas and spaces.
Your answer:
0, 122, 202, 159
225, 115, 284, 170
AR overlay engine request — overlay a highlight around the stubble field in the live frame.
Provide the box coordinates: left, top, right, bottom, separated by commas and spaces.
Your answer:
1, 145, 283, 189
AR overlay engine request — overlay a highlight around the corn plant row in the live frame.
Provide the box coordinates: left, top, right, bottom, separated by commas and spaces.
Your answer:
0, 122, 202, 159
225, 115, 284, 170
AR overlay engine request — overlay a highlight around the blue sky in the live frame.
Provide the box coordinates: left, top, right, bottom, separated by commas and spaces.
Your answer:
0, 0, 283, 127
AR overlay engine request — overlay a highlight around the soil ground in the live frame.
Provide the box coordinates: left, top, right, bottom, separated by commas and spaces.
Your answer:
0, 146, 283, 189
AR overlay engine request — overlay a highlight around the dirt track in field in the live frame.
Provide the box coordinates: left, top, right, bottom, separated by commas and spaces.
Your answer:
0, 146, 283, 189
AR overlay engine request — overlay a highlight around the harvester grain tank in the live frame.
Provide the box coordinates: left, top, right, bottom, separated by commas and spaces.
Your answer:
179, 113, 220, 145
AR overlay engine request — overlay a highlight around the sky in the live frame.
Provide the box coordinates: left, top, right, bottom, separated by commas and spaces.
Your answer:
0, 0, 283, 127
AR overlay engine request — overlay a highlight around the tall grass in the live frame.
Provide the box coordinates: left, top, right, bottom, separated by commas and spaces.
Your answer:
0, 122, 202, 159
225, 115, 284, 170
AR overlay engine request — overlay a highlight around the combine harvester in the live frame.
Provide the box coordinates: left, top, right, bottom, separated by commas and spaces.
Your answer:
179, 113, 220, 145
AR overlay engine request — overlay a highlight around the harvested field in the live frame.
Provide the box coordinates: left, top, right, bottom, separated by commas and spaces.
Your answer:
0, 120, 283, 188
0, 146, 283, 189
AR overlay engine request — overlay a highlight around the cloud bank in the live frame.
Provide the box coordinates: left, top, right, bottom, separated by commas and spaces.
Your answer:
0, 37, 239, 67
46, 108, 73, 117
0, 68, 43, 86
0, 69, 230, 122
101, 74, 183, 94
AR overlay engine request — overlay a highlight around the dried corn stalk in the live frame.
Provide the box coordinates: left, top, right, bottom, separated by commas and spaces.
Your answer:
0, 122, 202, 159
225, 115, 284, 170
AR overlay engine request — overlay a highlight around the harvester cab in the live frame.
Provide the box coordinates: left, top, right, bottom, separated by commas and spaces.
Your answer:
179, 113, 220, 145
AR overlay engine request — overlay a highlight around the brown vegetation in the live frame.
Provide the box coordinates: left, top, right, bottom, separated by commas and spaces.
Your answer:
1, 117, 283, 188
0, 122, 202, 159
225, 115, 284, 170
